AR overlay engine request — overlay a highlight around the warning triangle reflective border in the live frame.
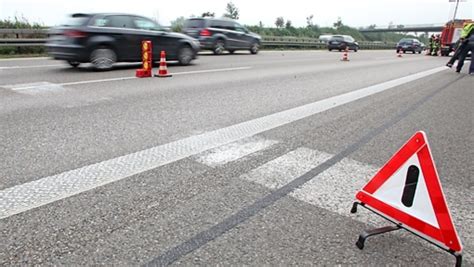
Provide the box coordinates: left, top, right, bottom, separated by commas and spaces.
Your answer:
355, 131, 462, 253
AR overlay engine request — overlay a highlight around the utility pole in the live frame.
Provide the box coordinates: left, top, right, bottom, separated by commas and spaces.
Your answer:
452, 0, 460, 22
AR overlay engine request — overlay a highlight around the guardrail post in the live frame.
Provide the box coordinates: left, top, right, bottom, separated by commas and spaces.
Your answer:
16, 33, 21, 54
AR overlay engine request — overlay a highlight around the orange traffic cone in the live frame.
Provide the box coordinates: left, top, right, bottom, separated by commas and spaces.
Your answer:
155, 51, 172, 78
341, 47, 349, 61
397, 49, 403, 58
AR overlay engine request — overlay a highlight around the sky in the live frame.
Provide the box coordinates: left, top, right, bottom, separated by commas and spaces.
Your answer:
0, 0, 473, 27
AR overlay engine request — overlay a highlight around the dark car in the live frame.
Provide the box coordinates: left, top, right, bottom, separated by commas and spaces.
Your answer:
396, 38, 424, 54
46, 13, 200, 70
182, 18, 261, 55
327, 35, 359, 52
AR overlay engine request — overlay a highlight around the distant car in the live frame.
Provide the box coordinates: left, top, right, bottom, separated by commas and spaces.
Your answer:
327, 35, 359, 52
46, 13, 200, 70
396, 38, 424, 54
182, 17, 261, 55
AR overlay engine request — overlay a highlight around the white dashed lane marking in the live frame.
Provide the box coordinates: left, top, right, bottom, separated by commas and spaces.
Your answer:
196, 137, 278, 167
1, 82, 67, 94
239, 147, 384, 226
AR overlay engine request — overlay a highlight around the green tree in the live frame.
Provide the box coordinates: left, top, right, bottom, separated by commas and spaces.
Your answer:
201, 12, 215, 18
170, 16, 185, 32
285, 20, 293, 29
223, 2, 239, 20
333, 17, 343, 28
306, 15, 314, 28
275, 17, 285, 28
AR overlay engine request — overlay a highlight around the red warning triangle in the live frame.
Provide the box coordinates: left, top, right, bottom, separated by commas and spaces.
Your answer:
355, 131, 462, 252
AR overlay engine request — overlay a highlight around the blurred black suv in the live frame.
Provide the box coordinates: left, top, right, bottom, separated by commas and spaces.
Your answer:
396, 38, 424, 54
46, 13, 200, 70
182, 18, 261, 55
327, 35, 359, 52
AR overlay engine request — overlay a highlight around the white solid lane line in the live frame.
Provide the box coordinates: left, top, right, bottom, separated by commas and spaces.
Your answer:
0, 66, 253, 90
0, 64, 63, 70
0, 57, 49, 61
59, 66, 253, 86
0, 66, 446, 220
173, 66, 252, 75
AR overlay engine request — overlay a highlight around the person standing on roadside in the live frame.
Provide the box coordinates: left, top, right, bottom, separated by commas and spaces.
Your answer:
454, 22, 474, 74
446, 39, 463, 68
428, 34, 435, 56
432, 34, 441, 56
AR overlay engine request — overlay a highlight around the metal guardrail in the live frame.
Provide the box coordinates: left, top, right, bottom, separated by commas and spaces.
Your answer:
261, 36, 396, 49
0, 29, 396, 49
0, 28, 49, 34
0, 28, 49, 47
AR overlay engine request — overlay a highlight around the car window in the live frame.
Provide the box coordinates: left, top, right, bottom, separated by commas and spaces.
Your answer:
222, 21, 235, 30
399, 38, 412, 43
102, 15, 133, 28
62, 14, 91, 26
184, 19, 205, 29
93, 18, 107, 27
331, 36, 343, 40
209, 20, 222, 29
133, 17, 160, 31
234, 23, 246, 33
345, 37, 354, 42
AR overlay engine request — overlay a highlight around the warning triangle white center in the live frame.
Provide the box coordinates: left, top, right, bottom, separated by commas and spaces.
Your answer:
372, 153, 439, 228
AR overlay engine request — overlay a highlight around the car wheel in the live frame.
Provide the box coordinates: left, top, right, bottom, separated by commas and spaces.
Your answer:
354, 48, 358, 52
228, 50, 235, 54
177, 45, 194, 66
213, 39, 225, 55
412, 50, 416, 54
403, 50, 406, 54
338, 49, 342, 52
328, 48, 332, 52
90, 46, 116, 71
250, 42, 259, 54
67, 61, 80, 68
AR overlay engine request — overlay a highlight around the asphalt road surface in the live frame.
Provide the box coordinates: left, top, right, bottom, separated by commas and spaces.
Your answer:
0, 50, 472, 266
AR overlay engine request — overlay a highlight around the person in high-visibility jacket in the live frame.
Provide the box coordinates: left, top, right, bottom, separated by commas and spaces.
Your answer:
454, 22, 474, 73
428, 34, 435, 56
447, 22, 474, 68
432, 34, 441, 56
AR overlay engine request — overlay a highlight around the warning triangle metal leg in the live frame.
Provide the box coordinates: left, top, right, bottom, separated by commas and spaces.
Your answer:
355, 225, 401, 250
351, 201, 463, 267
351, 202, 401, 250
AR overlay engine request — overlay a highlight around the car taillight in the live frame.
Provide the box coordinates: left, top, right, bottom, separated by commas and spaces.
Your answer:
64, 30, 87, 38
200, 29, 211, 37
